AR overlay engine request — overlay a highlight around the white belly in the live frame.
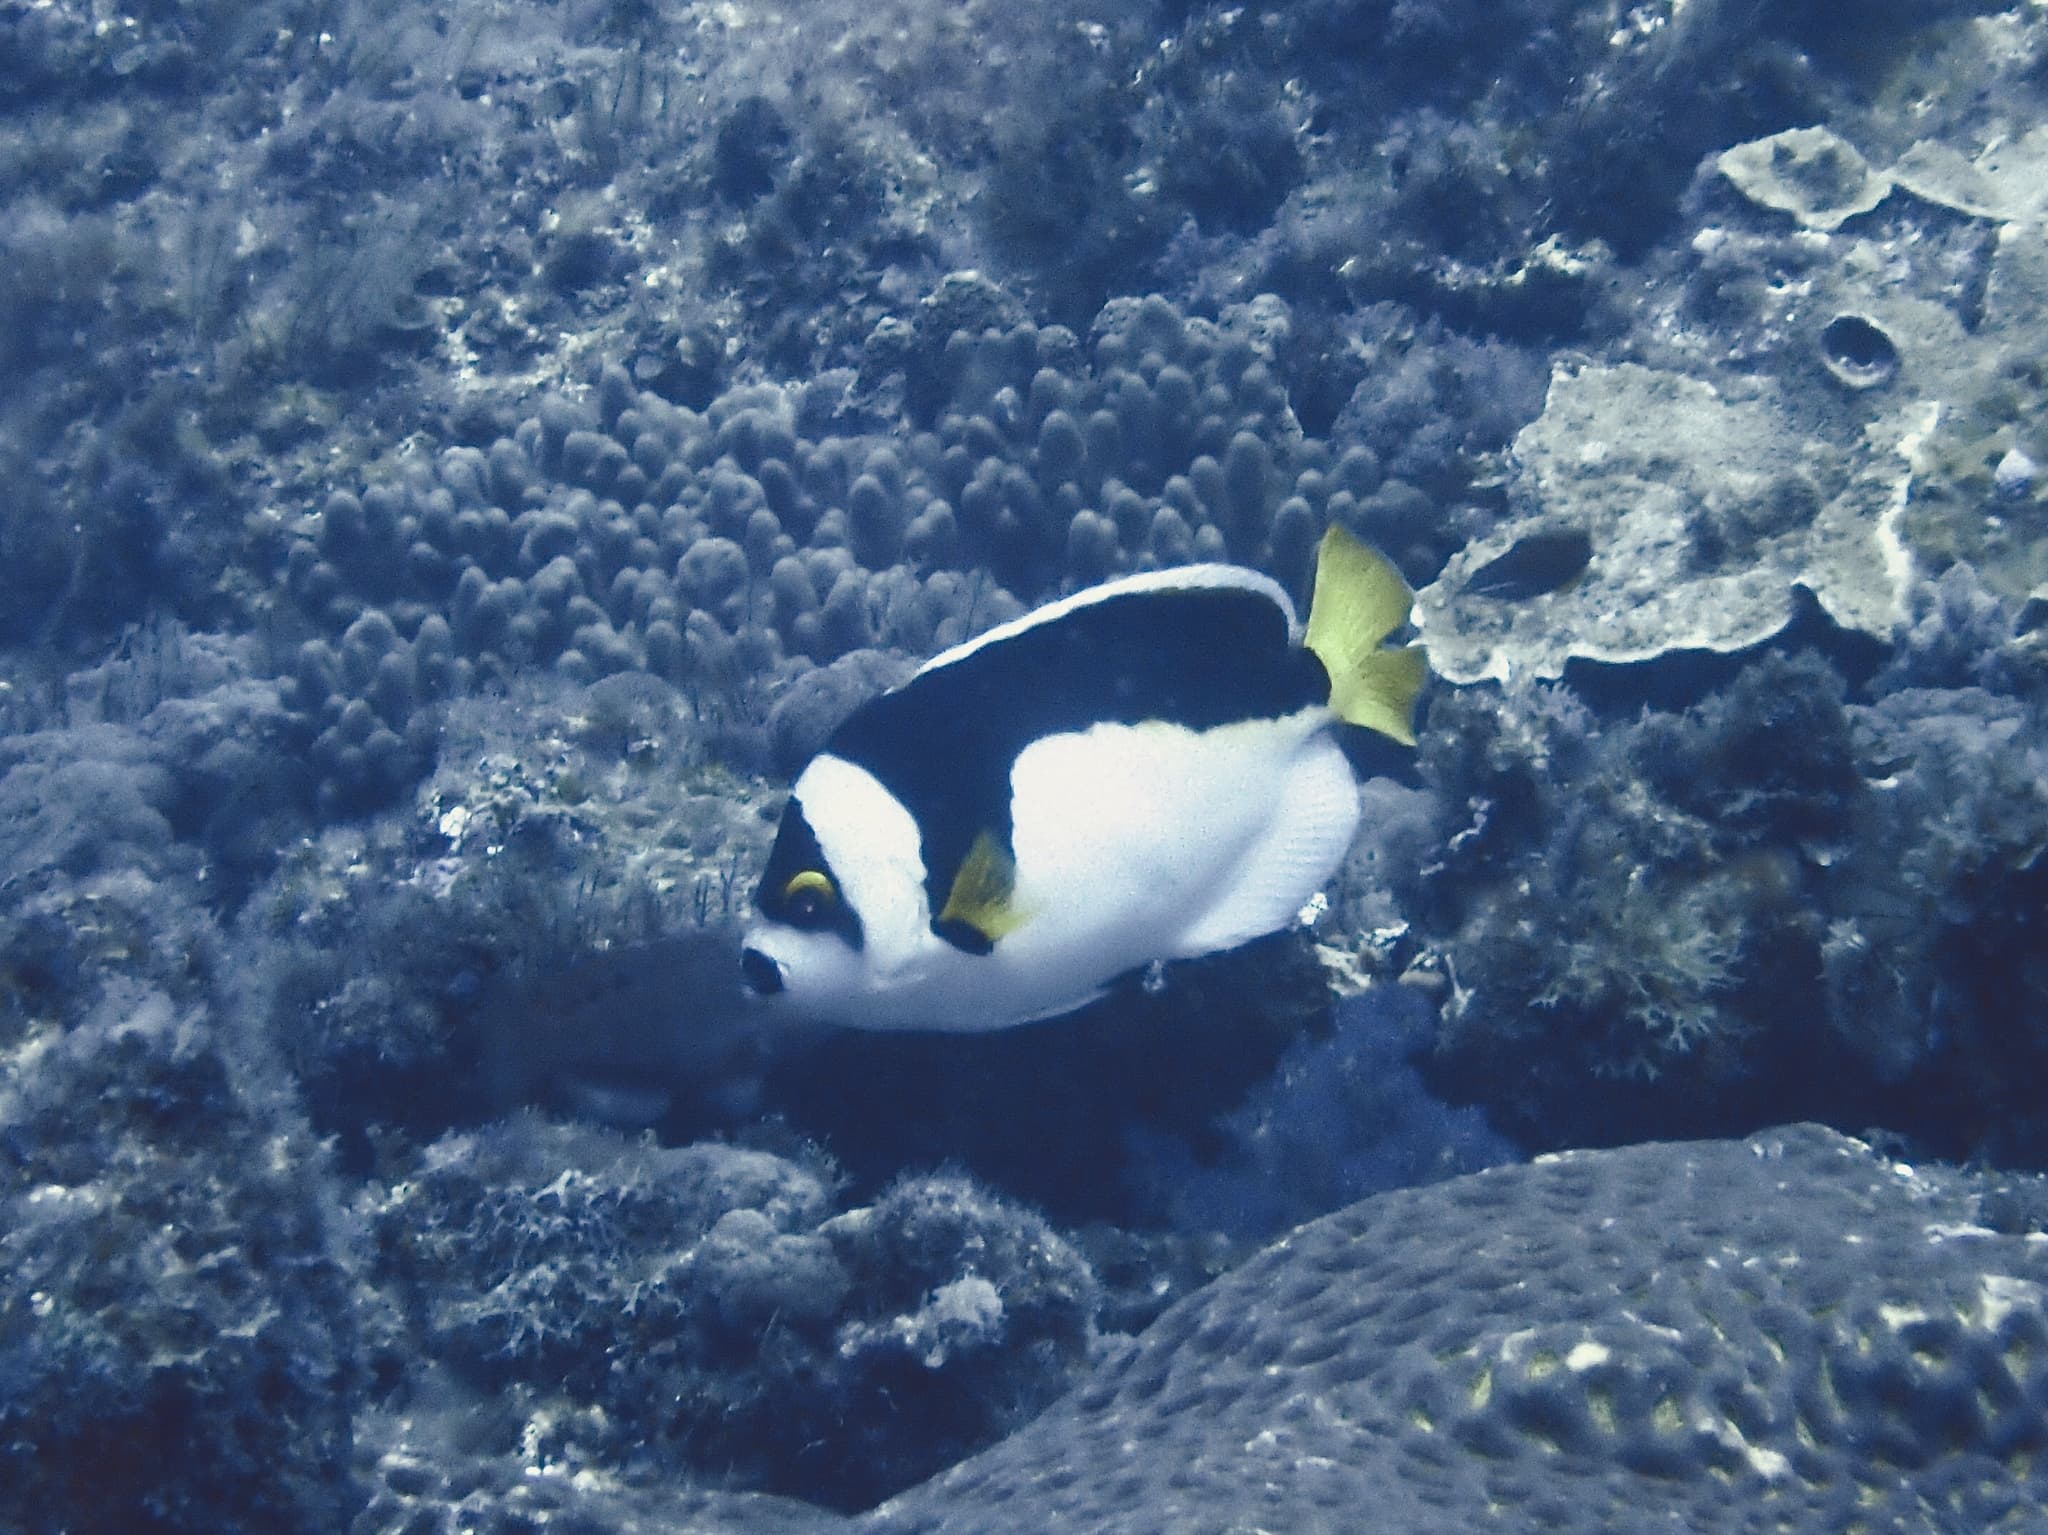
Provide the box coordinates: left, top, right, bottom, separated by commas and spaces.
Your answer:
942, 711, 1358, 1028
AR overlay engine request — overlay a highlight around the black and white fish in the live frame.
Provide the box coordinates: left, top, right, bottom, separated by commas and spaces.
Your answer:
739, 525, 1426, 1030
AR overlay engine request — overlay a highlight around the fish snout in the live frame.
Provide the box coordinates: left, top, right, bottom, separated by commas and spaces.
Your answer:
740, 945, 786, 998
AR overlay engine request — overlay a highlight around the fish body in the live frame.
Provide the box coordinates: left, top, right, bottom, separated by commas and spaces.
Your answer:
739, 526, 1424, 1031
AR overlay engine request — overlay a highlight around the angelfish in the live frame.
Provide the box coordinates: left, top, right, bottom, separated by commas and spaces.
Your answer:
739, 525, 1426, 1030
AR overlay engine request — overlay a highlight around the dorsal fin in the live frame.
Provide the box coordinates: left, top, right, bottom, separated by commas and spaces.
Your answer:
917, 564, 1296, 681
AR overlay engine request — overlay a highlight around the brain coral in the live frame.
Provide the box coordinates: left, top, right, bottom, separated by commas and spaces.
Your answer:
860, 1125, 2048, 1534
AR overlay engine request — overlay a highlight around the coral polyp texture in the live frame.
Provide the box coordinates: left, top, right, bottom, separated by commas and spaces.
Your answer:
859, 1127, 2048, 1535
274, 292, 1394, 809
355, 1119, 1099, 1513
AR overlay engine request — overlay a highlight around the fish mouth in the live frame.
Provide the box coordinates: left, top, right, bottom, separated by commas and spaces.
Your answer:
739, 945, 786, 998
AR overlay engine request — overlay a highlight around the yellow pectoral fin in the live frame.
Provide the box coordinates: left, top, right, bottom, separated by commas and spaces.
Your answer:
936, 830, 1030, 952
1305, 524, 1428, 746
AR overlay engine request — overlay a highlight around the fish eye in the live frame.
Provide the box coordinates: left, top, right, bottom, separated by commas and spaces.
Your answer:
782, 869, 836, 918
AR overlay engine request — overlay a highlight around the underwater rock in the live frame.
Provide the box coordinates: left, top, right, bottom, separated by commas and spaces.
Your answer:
1889, 220, 2048, 602
1995, 447, 2038, 500
1414, 362, 1917, 684
1890, 125, 2048, 225
1716, 126, 1891, 232
1685, 129, 2048, 607
354, 1124, 2048, 1534
864, 1126, 2048, 1535
0, 932, 359, 1534
358, 1120, 1099, 1512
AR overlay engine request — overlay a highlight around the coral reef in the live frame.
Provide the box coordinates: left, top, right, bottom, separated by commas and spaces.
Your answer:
358, 1117, 1100, 1511
352, 1126, 2048, 1534
1399, 635, 2048, 1155
0, 876, 358, 1534
6, 0, 2048, 1528
1414, 360, 1919, 684
862, 1126, 2048, 1535
234, 673, 777, 1158
269, 291, 1420, 810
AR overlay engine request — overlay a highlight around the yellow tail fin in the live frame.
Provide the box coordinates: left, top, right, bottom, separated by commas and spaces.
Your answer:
1304, 525, 1427, 746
